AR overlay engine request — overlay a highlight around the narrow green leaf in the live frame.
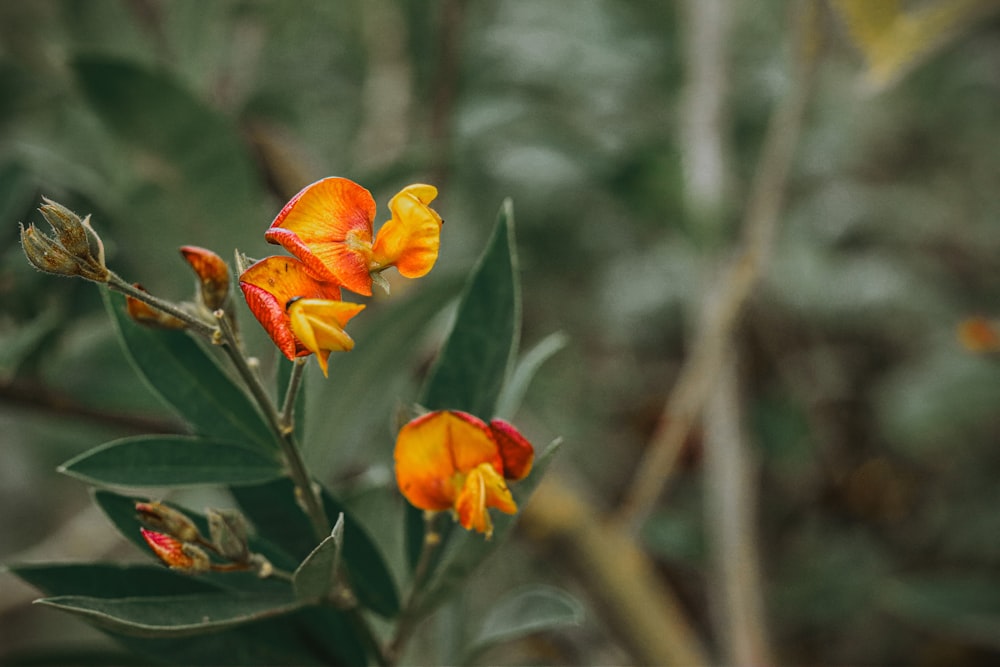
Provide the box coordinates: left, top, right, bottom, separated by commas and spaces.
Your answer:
35, 592, 303, 638
495, 331, 568, 420
419, 199, 521, 416
412, 439, 563, 618
8, 563, 221, 598
103, 290, 273, 449
59, 435, 284, 488
293, 514, 345, 602
463, 586, 585, 663
231, 479, 400, 617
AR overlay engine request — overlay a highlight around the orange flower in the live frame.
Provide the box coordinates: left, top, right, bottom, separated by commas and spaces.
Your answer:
394, 410, 534, 538
239, 255, 363, 376
958, 317, 1000, 353
264, 177, 442, 296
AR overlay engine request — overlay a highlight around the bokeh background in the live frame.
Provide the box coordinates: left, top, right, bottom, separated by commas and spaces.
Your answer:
3, 1, 1000, 665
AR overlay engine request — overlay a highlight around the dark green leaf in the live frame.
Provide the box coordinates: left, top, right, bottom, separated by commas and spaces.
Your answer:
419, 199, 521, 416
7, 563, 221, 598
412, 439, 562, 618
463, 586, 585, 663
103, 290, 273, 450
231, 479, 400, 617
293, 514, 345, 602
35, 592, 303, 638
59, 435, 283, 488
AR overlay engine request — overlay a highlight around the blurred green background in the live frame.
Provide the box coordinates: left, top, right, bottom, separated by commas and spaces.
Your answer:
2, 1, 1000, 664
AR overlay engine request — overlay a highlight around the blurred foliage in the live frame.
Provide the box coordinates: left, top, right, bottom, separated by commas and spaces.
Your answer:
3, 0, 1000, 665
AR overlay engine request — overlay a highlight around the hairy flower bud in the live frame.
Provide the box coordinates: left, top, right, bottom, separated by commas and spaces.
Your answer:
39, 197, 90, 259
207, 508, 250, 561
136, 501, 203, 543
20, 224, 82, 277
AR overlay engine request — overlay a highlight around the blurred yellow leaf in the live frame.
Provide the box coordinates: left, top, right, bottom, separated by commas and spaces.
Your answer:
833, 0, 1000, 90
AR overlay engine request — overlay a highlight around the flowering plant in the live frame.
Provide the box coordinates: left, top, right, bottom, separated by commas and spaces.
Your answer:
9, 181, 573, 665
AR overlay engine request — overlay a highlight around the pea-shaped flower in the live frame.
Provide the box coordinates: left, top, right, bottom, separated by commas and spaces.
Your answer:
394, 410, 534, 538
264, 177, 443, 296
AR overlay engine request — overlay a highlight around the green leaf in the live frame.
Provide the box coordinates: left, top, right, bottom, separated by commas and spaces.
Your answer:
419, 199, 521, 417
35, 592, 304, 638
59, 435, 284, 488
495, 331, 568, 420
231, 479, 400, 617
412, 439, 563, 619
103, 290, 273, 450
407, 201, 522, 570
881, 575, 1000, 651
8, 563, 221, 598
293, 514, 345, 602
463, 586, 585, 663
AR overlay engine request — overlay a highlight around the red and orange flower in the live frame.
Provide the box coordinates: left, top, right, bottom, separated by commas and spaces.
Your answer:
394, 410, 534, 538
239, 177, 442, 376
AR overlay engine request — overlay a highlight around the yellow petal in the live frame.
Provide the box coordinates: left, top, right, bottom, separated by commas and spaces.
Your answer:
370, 184, 442, 278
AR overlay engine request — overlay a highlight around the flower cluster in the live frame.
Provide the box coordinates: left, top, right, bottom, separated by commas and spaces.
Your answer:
240, 177, 443, 376
394, 410, 534, 538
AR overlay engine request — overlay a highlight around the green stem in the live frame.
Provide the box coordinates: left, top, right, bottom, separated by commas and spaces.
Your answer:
214, 310, 329, 541
386, 511, 444, 665
106, 273, 217, 339
281, 357, 307, 430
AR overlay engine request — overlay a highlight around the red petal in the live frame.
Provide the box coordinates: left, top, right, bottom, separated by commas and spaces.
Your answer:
489, 419, 534, 480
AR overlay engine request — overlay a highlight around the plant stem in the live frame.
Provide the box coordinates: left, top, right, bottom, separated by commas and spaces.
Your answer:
214, 310, 330, 541
385, 511, 444, 665
281, 357, 307, 430
106, 273, 217, 339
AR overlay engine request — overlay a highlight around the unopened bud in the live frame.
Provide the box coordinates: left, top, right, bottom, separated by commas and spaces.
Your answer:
141, 528, 210, 571
39, 197, 89, 259
126, 285, 188, 330
180, 246, 230, 311
20, 224, 82, 277
207, 508, 250, 561
136, 501, 203, 543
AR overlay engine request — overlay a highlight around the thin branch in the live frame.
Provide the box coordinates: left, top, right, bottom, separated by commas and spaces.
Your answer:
386, 511, 445, 665
106, 273, 218, 339
280, 357, 307, 429
214, 310, 329, 541
615, 0, 823, 531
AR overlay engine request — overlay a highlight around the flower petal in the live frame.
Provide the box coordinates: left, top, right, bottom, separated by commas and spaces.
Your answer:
264, 177, 377, 295
489, 419, 534, 480
239, 256, 342, 360
179, 245, 230, 310
455, 462, 517, 539
370, 184, 443, 278
141, 528, 195, 569
394, 410, 502, 512
287, 298, 366, 376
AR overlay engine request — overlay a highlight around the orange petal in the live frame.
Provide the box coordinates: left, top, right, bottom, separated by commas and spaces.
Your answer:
264, 177, 377, 295
394, 410, 502, 512
141, 528, 195, 569
489, 419, 534, 480
287, 298, 366, 376
370, 184, 442, 278
239, 256, 342, 360
455, 463, 517, 539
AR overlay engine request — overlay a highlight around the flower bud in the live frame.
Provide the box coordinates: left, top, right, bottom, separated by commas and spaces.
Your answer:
141, 528, 209, 572
207, 508, 250, 562
180, 246, 230, 311
20, 224, 82, 277
39, 197, 90, 259
136, 501, 203, 543
126, 285, 188, 330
